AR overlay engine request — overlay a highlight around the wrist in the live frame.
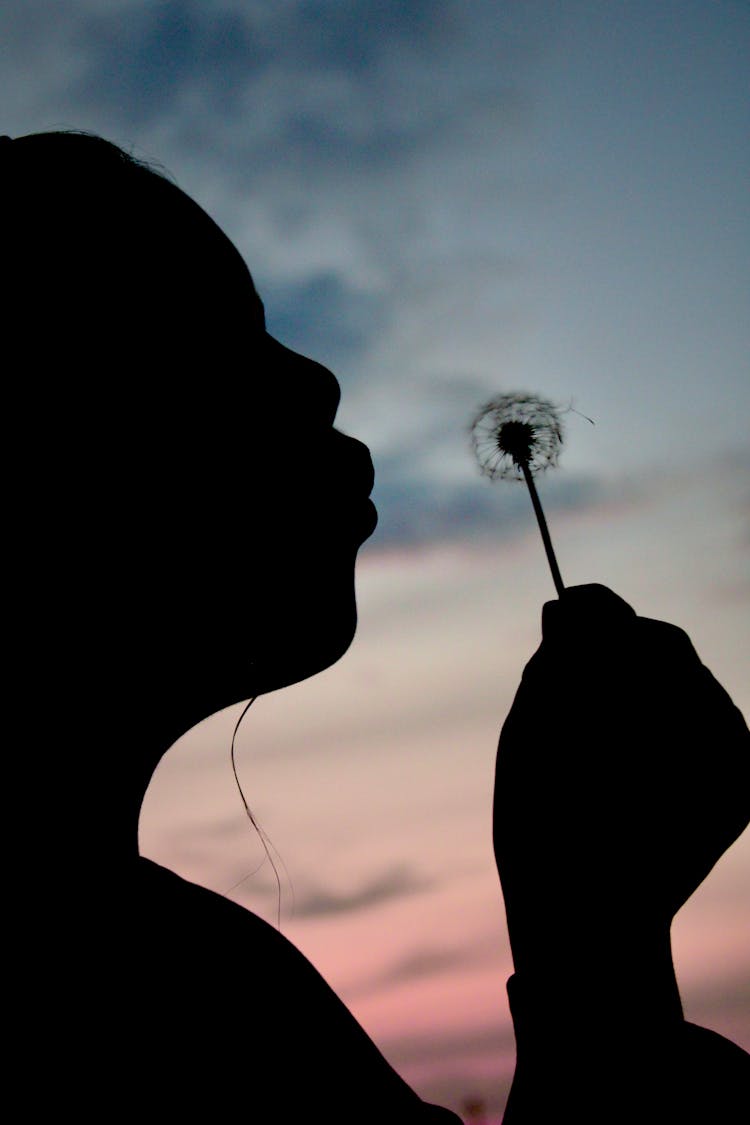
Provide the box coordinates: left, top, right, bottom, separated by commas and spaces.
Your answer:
506, 921, 683, 1033
504, 965, 686, 1122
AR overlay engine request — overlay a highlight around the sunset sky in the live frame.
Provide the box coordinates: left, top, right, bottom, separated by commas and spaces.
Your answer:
4, 2, 748, 1118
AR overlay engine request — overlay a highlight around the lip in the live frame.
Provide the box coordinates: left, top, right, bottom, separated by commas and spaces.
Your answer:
356, 497, 378, 543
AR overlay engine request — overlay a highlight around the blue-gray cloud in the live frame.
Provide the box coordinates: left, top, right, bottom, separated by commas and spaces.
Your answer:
74, 1, 267, 125
264, 270, 389, 369
371, 468, 614, 550
7, 0, 516, 142
4, 0, 747, 562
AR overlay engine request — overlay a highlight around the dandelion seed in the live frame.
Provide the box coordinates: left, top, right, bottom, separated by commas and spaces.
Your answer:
470, 393, 563, 481
470, 392, 566, 596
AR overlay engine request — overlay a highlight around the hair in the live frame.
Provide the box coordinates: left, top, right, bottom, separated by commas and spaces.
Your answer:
4, 133, 284, 897
5, 131, 259, 356
4, 129, 265, 509
3, 131, 265, 696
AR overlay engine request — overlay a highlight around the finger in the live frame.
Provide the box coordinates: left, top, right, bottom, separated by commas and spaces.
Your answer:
541, 584, 637, 643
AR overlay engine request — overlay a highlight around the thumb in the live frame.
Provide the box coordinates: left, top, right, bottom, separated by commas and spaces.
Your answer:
541, 583, 637, 645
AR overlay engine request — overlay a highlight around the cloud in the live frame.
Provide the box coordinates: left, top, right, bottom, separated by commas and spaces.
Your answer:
370, 468, 618, 550
346, 934, 507, 999
72, 2, 278, 127
2, 0, 548, 556
7, 1, 744, 563
2, 0, 538, 375
382, 1021, 517, 1122
292, 863, 431, 918
350, 947, 470, 999
385, 1019, 515, 1067
147, 832, 432, 921
5, 1, 523, 139
684, 972, 750, 1027
263, 269, 389, 369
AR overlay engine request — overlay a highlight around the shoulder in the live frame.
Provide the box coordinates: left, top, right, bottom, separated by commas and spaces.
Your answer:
135, 856, 349, 1000
134, 859, 462, 1123
677, 1023, 750, 1122
135, 855, 291, 950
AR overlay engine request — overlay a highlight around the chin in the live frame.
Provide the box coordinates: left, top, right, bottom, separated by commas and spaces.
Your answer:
251, 592, 358, 696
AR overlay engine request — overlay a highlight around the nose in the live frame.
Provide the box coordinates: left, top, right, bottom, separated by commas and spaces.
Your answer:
260, 333, 374, 499
264, 335, 341, 427
331, 429, 375, 497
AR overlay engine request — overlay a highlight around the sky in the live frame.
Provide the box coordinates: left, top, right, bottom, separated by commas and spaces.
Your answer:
3, 1, 748, 1119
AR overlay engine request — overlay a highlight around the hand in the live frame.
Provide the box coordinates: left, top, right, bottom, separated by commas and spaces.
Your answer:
493, 584, 750, 964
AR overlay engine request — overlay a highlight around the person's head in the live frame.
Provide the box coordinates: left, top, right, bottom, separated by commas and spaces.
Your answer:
4, 131, 376, 745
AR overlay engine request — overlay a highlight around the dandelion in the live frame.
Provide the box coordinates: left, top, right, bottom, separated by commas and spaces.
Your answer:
470, 392, 566, 596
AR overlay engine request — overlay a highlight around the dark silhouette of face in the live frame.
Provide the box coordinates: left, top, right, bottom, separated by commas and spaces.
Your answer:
5, 131, 377, 729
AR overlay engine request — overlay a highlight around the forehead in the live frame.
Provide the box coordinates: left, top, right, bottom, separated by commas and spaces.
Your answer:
177, 190, 266, 332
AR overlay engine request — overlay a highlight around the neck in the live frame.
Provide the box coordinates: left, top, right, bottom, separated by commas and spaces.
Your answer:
23, 697, 197, 877
15, 635, 259, 880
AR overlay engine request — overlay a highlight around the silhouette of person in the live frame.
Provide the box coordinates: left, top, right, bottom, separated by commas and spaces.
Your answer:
4, 129, 461, 1122
3, 132, 748, 1122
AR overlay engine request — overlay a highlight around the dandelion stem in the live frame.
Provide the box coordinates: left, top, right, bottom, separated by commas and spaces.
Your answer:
521, 460, 565, 597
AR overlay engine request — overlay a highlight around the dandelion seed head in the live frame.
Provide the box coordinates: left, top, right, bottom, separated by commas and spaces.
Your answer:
470, 392, 564, 481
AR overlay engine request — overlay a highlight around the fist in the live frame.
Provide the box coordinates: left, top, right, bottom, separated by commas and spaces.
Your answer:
493, 585, 750, 945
